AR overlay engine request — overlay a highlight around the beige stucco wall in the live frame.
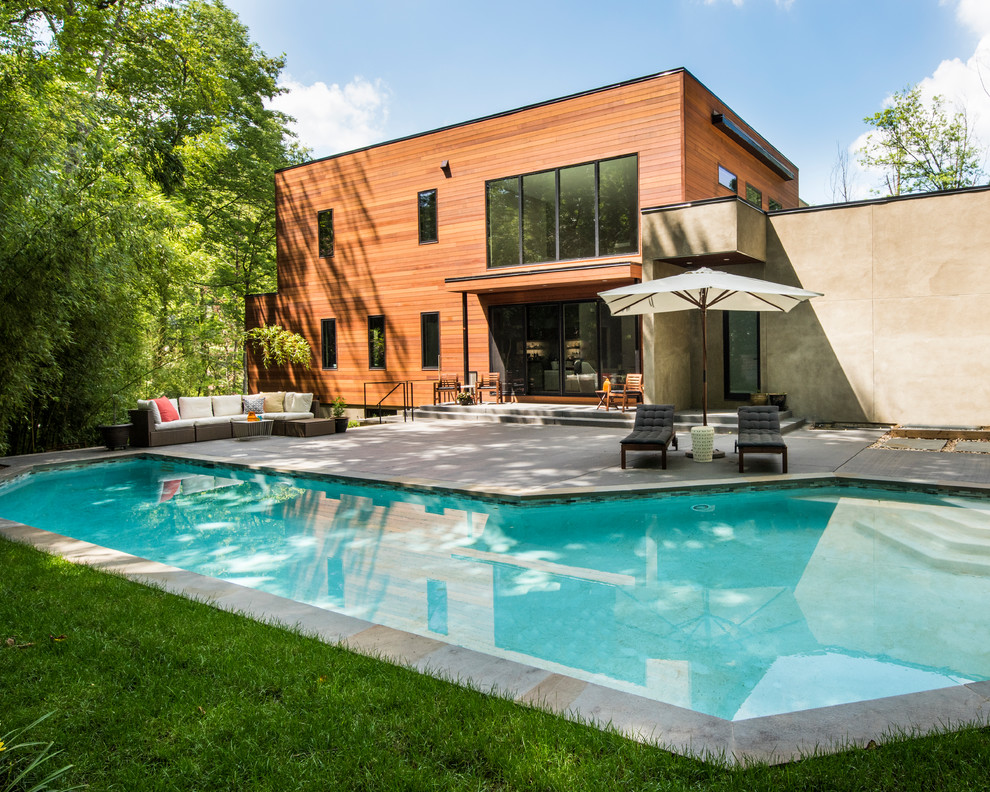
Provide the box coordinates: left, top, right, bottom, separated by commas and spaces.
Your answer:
643, 198, 766, 263
641, 187, 990, 426
767, 189, 990, 425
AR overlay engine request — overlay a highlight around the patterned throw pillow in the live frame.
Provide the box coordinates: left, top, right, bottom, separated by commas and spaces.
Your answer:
242, 394, 265, 414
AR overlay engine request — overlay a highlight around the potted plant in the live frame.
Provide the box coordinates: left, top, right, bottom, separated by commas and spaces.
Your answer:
331, 396, 349, 433
98, 394, 131, 450
455, 390, 474, 406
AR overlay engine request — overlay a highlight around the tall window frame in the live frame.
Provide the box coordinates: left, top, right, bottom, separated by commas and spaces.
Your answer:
320, 318, 337, 370
723, 312, 761, 400
485, 153, 638, 268
418, 189, 438, 244
420, 311, 440, 370
317, 208, 334, 258
368, 315, 386, 370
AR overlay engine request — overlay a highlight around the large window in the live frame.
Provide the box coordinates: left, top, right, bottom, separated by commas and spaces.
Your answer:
486, 154, 638, 268
418, 189, 437, 244
317, 209, 334, 258
421, 312, 440, 369
368, 315, 386, 369
320, 318, 337, 370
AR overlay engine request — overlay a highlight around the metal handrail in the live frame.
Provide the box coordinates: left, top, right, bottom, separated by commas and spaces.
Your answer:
362, 380, 414, 423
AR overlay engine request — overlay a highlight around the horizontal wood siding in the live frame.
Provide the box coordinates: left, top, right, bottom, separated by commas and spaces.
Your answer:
254, 70, 798, 404
681, 75, 800, 210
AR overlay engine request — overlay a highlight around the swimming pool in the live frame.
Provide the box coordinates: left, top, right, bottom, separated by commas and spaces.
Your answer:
2, 456, 989, 722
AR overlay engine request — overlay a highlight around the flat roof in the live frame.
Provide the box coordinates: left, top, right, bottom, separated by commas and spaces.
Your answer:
276, 67, 795, 177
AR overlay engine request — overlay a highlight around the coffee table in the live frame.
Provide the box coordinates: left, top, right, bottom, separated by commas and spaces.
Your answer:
282, 418, 336, 437
231, 418, 274, 440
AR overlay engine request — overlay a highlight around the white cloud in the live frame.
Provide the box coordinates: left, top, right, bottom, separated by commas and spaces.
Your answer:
269, 75, 391, 158
841, 1, 990, 199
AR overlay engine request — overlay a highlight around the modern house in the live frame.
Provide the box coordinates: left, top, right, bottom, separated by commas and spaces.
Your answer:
247, 68, 990, 427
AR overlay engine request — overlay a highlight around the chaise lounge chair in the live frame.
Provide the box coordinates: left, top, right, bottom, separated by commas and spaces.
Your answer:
620, 404, 678, 469
736, 405, 788, 473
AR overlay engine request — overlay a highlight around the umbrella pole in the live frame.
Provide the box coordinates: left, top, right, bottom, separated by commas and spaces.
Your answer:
701, 306, 708, 426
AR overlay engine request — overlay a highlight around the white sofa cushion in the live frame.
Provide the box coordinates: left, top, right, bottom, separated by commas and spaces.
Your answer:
285, 392, 314, 413
212, 394, 243, 417
152, 417, 197, 431
267, 411, 315, 421
179, 396, 213, 420
193, 415, 234, 427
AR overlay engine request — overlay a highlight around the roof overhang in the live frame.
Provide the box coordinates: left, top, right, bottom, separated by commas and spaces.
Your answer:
445, 261, 642, 294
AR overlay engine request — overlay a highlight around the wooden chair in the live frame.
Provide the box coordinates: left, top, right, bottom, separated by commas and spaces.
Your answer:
735, 405, 788, 473
433, 373, 461, 405
607, 373, 645, 412
620, 404, 678, 469
476, 372, 502, 404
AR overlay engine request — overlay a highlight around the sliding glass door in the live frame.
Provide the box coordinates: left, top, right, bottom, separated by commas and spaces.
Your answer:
489, 301, 639, 397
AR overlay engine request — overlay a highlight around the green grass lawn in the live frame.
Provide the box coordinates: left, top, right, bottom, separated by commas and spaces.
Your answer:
2, 537, 989, 791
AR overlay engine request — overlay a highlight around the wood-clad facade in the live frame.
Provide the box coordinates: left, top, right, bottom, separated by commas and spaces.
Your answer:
247, 68, 799, 408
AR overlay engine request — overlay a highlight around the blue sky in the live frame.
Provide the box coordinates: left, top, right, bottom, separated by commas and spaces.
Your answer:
225, 0, 990, 205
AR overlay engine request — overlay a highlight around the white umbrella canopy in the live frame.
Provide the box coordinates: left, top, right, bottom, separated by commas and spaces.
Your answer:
599, 267, 822, 424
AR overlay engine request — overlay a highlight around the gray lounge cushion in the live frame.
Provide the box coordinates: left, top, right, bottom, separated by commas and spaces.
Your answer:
621, 404, 676, 445
737, 406, 785, 447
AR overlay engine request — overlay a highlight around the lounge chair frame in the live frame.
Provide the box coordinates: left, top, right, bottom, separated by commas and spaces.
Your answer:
735, 405, 788, 473
620, 404, 678, 469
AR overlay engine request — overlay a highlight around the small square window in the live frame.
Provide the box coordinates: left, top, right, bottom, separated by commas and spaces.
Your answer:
718, 165, 737, 193
317, 209, 334, 258
418, 189, 438, 244
745, 183, 762, 208
768, 197, 783, 211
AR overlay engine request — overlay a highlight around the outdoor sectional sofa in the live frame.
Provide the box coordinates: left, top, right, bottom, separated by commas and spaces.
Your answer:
129, 392, 320, 447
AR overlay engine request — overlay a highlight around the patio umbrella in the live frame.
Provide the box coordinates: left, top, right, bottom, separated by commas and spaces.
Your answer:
599, 267, 822, 425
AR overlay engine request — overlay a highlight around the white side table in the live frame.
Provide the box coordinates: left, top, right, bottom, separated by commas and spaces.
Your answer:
690, 425, 715, 463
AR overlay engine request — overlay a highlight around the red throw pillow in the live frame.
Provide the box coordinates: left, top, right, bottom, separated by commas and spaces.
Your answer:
154, 396, 180, 423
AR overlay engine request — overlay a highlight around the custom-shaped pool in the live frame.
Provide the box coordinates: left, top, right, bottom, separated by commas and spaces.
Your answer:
2, 457, 988, 722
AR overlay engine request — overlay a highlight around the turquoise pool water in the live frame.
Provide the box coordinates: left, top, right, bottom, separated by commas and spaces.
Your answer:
2, 457, 989, 721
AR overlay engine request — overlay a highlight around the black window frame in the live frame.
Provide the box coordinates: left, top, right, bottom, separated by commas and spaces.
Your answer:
418, 189, 438, 244
485, 153, 638, 268
368, 315, 386, 370
420, 311, 440, 370
717, 165, 738, 193
722, 312, 761, 400
317, 208, 334, 258
745, 183, 762, 209
320, 318, 337, 370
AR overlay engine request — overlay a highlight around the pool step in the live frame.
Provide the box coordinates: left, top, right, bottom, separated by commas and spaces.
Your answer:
856, 500, 990, 574
415, 403, 805, 433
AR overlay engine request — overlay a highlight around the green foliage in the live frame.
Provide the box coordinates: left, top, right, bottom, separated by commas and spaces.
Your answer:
244, 324, 312, 369
0, 0, 304, 454
0, 712, 80, 792
859, 86, 986, 195
330, 396, 347, 418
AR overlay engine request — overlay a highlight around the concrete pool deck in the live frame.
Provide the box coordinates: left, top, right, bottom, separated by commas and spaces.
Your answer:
3, 419, 990, 764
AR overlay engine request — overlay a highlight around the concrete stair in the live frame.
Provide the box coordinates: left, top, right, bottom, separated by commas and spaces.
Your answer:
413, 403, 806, 433
854, 500, 990, 574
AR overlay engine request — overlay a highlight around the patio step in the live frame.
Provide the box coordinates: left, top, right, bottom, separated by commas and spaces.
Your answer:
414, 403, 805, 433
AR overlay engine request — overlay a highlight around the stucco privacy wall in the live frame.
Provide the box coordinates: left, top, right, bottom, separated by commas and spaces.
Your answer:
765, 188, 990, 426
